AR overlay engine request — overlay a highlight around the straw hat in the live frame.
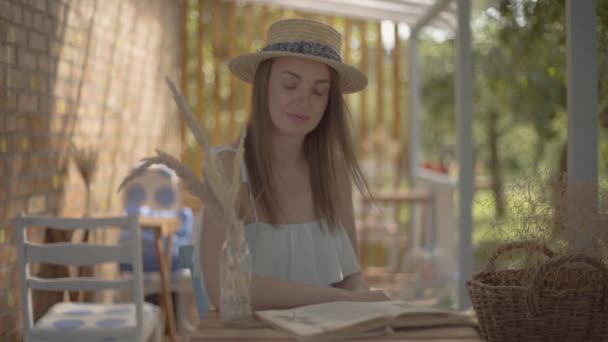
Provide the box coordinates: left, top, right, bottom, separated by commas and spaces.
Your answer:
228, 18, 367, 94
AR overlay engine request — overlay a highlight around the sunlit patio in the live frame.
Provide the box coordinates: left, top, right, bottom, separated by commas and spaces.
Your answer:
1, 0, 605, 341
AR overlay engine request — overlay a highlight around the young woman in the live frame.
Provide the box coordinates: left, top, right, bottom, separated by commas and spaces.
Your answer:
200, 18, 389, 310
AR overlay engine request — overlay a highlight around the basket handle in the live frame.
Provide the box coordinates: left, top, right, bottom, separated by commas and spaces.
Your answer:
526, 254, 608, 316
486, 241, 556, 273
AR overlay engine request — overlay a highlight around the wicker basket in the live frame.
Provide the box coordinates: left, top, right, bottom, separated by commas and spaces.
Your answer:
467, 241, 608, 342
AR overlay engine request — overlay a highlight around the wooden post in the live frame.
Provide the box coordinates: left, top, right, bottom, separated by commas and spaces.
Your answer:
243, 3, 254, 118
276, 5, 285, 19
228, 1, 237, 139
392, 23, 401, 140
359, 20, 368, 156
376, 21, 384, 128
195, 0, 206, 175
261, 5, 270, 39
326, 15, 336, 27
212, 0, 222, 144
343, 19, 351, 64
180, 0, 190, 165
358, 20, 369, 267
392, 22, 401, 187
343, 18, 352, 113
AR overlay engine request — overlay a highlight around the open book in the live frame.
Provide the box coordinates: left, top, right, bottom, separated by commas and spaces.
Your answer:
255, 300, 476, 341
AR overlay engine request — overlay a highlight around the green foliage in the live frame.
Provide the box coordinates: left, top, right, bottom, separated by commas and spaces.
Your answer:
418, 1, 608, 255
419, 35, 455, 163
420, 0, 607, 178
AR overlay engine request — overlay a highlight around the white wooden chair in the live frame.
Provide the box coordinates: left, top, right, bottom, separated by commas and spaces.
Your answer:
16, 214, 163, 342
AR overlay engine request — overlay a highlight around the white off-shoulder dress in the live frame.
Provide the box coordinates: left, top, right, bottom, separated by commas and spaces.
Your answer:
212, 146, 361, 286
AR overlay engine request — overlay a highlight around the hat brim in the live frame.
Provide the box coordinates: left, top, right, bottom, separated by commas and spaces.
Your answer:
228, 51, 368, 94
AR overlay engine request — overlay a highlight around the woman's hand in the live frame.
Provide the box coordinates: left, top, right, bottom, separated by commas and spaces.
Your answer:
333, 272, 370, 291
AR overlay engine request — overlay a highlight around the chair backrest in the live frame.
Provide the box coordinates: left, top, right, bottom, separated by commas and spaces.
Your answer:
16, 214, 145, 341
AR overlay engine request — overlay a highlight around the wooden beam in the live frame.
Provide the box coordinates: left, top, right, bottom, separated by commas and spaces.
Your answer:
343, 18, 353, 112
392, 22, 400, 139
228, 1, 237, 139
359, 20, 368, 156
243, 3, 254, 117
276, 4, 285, 19
261, 5, 270, 38
212, 0, 222, 144
180, 0, 190, 165
376, 21, 383, 128
343, 19, 352, 65
392, 22, 401, 186
327, 14, 336, 27
194, 0, 206, 175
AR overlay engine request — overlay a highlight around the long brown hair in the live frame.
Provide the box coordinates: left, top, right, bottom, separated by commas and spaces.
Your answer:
244, 58, 369, 229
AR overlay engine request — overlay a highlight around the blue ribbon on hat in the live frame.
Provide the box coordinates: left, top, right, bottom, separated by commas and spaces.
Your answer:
261, 40, 341, 62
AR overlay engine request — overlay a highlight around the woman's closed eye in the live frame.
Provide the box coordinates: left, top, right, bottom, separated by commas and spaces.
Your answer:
313, 84, 329, 96
283, 82, 298, 90
281, 75, 329, 96
281, 76, 300, 90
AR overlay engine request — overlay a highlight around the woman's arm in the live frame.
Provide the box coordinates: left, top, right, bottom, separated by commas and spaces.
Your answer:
333, 164, 371, 291
199, 151, 384, 310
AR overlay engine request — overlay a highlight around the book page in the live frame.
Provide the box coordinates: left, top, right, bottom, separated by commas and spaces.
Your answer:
349, 300, 474, 329
255, 300, 474, 339
255, 301, 389, 338
352, 300, 449, 317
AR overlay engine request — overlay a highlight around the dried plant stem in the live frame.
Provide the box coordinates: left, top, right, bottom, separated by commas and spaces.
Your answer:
119, 78, 248, 239
486, 171, 608, 262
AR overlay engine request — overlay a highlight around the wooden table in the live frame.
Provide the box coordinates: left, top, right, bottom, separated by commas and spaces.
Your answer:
138, 216, 180, 342
186, 311, 482, 341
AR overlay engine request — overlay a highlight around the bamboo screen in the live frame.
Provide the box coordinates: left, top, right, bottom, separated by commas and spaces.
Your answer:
180, 0, 408, 177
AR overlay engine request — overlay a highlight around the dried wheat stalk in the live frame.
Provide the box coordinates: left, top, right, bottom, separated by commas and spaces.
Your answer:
71, 144, 98, 190
488, 171, 608, 262
117, 149, 218, 206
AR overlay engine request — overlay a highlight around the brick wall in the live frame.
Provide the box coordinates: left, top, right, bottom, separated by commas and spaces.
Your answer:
0, 0, 183, 339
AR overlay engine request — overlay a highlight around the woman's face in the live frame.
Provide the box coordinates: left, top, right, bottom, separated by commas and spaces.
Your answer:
267, 57, 331, 137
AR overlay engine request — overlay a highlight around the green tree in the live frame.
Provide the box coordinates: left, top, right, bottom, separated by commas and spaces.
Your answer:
419, 0, 607, 219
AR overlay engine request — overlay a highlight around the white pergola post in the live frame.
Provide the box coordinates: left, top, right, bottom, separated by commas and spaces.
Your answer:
566, 0, 598, 203
408, 0, 472, 309
455, 0, 473, 310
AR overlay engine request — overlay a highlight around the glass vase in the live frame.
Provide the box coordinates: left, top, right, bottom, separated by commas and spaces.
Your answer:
219, 220, 252, 321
